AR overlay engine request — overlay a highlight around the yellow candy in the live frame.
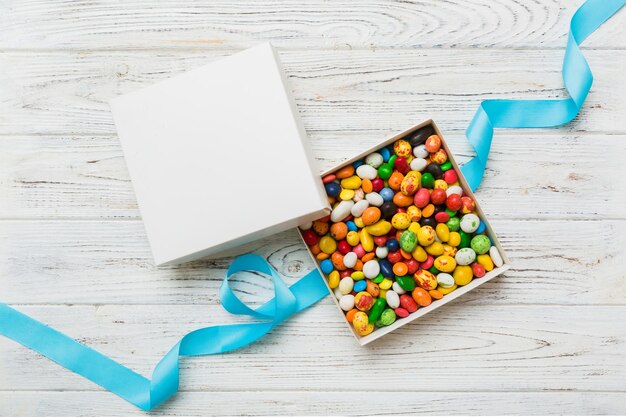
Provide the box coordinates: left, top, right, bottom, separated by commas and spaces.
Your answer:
434, 179, 448, 190
379, 278, 393, 290
453, 265, 473, 286
391, 213, 411, 230
379, 289, 388, 299
434, 255, 456, 273
448, 231, 461, 247
477, 254, 495, 272
339, 188, 355, 201
417, 226, 436, 246
352, 311, 370, 335
340, 175, 362, 190
436, 223, 450, 242
412, 245, 428, 262
400, 170, 422, 196
354, 216, 365, 228
437, 284, 457, 295
414, 269, 437, 290
359, 228, 374, 252
351, 271, 365, 281
328, 270, 340, 289
319, 236, 337, 254
394, 139, 412, 158
365, 220, 392, 236
346, 231, 360, 246
442, 244, 457, 257
425, 241, 444, 256
408, 222, 421, 234
407, 206, 421, 222
357, 323, 375, 336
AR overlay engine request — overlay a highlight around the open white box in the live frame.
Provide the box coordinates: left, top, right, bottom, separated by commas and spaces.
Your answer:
299, 119, 511, 345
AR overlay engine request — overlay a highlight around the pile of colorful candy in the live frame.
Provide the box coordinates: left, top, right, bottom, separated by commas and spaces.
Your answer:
300, 125, 504, 337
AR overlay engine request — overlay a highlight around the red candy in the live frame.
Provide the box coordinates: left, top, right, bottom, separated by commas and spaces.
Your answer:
322, 174, 336, 184
374, 236, 388, 247
430, 188, 447, 205
337, 240, 351, 254
394, 307, 409, 318
446, 194, 462, 211
394, 157, 410, 174
353, 244, 366, 258
413, 188, 430, 208
434, 211, 450, 223
471, 262, 486, 278
442, 169, 458, 184
420, 255, 434, 270
387, 250, 403, 264
302, 229, 318, 246
371, 178, 384, 192
405, 258, 419, 274
460, 196, 476, 214
340, 269, 353, 278
399, 294, 418, 313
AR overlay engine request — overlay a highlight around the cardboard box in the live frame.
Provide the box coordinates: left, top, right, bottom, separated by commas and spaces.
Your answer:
299, 120, 511, 345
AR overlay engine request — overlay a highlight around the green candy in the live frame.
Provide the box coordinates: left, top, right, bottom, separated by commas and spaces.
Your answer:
368, 298, 387, 323
421, 172, 435, 189
458, 230, 472, 248
440, 161, 453, 171
447, 217, 460, 232
445, 209, 457, 217
429, 266, 440, 275
471, 234, 491, 254
388, 155, 397, 167
395, 275, 416, 291
375, 308, 397, 327
399, 230, 418, 253
378, 164, 392, 180
371, 273, 385, 284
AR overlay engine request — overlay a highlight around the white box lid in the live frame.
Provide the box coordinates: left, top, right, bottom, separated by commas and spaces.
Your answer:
110, 43, 331, 266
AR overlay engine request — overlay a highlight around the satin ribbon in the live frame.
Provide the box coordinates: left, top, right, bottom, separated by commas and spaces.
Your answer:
0, 255, 329, 410
1, 0, 624, 410
460, 0, 625, 191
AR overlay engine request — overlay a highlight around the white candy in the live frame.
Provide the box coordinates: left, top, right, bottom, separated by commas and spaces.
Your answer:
455, 247, 476, 266
330, 200, 354, 222
334, 287, 343, 299
392, 281, 406, 294
410, 157, 428, 172
365, 192, 384, 207
339, 294, 355, 311
437, 273, 455, 288
365, 152, 384, 168
386, 291, 400, 309
460, 213, 480, 233
490, 246, 504, 267
356, 164, 378, 180
362, 260, 380, 279
343, 252, 358, 269
375, 246, 389, 259
351, 200, 369, 217
414, 144, 429, 159
446, 185, 463, 197
299, 221, 313, 230
339, 277, 354, 295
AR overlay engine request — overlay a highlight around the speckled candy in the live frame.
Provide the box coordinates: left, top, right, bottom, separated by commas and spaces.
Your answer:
470, 235, 491, 254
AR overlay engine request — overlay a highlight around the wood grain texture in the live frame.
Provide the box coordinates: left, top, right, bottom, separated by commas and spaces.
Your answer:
1, 304, 625, 392
1, 220, 626, 306
1, 49, 625, 136
1, 0, 626, 415
2, 391, 626, 416
1, 133, 625, 220
0, 0, 624, 50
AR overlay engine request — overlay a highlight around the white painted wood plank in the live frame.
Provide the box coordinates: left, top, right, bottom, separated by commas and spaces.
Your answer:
1, 219, 625, 306
0, 0, 624, 50
1, 49, 624, 136
2, 391, 625, 416
0, 304, 624, 392
1, 133, 625, 220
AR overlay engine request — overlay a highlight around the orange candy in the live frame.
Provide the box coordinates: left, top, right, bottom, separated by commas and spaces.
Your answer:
336, 165, 355, 179
393, 192, 413, 207
330, 222, 348, 240
366, 280, 380, 297
361, 252, 375, 263
312, 220, 329, 235
388, 171, 404, 190
422, 204, 435, 218
310, 243, 321, 255
393, 262, 408, 276
412, 287, 432, 307
316, 252, 329, 260
331, 252, 346, 270
345, 308, 358, 323
361, 178, 373, 193
362, 207, 381, 226
429, 289, 444, 300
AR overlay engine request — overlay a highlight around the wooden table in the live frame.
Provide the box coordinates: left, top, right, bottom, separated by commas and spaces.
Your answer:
1, 1, 625, 415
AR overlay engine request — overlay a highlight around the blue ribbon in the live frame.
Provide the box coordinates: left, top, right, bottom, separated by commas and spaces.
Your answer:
1, 0, 624, 410
461, 0, 625, 191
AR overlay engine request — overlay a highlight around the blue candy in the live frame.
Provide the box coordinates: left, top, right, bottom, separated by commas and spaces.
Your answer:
353, 280, 367, 292
320, 259, 334, 274
380, 147, 391, 162
379, 259, 394, 278
475, 221, 486, 234
386, 238, 399, 252
324, 182, 341, 197
380, 187, 394, 202
346, 221, 358, 232
353, 160, 364, 169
